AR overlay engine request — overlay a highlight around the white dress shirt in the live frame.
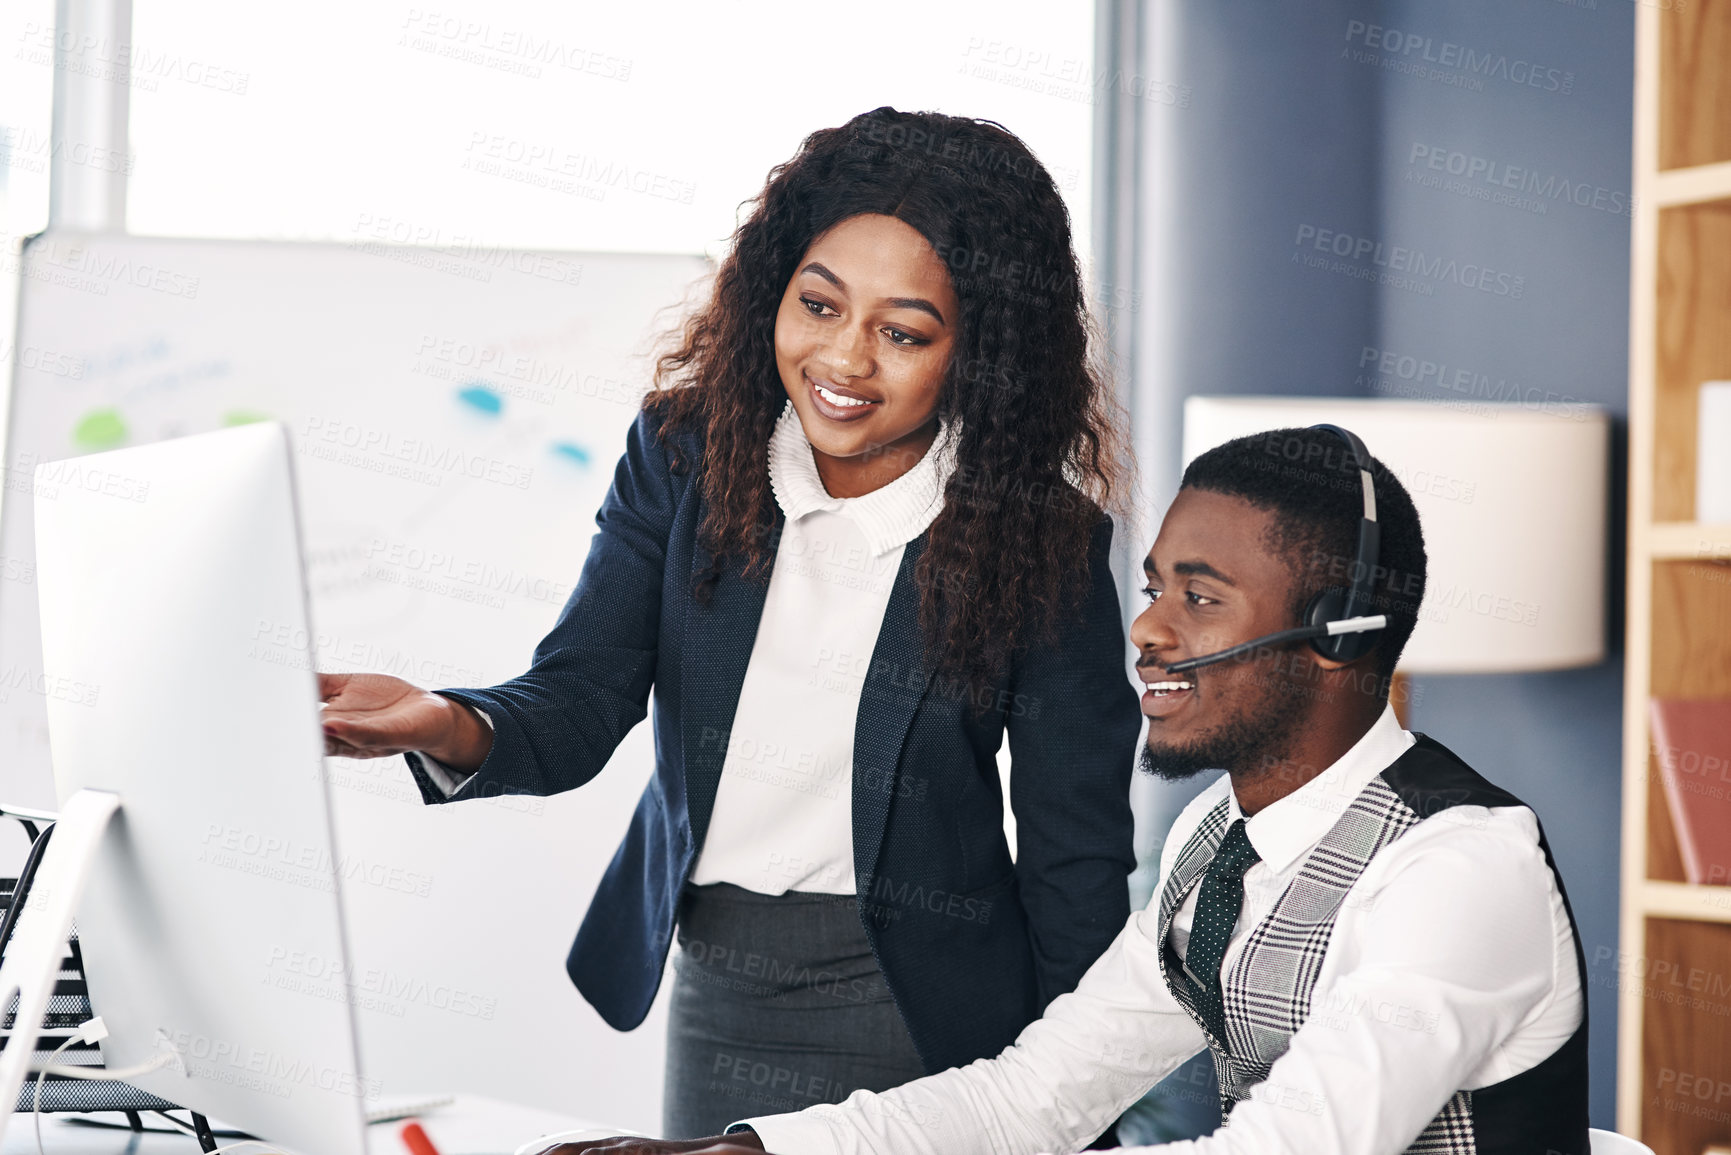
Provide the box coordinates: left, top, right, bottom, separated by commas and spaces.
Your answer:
414, 708, 492, 797
418, 403, 956, 897
741, 706, 1583, 1154
689, 403, 954, 894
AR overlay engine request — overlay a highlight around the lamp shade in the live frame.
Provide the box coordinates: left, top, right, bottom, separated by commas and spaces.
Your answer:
1181, 396, 1608, 674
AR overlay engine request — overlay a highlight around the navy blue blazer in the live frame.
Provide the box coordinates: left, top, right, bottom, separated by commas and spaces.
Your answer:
406, 408, 1139, 1075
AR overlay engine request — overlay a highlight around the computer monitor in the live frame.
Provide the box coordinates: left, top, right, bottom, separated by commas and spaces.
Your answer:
32, 422, 371, 1155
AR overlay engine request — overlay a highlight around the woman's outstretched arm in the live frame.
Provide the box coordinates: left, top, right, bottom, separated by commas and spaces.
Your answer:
318, 407, 686, 802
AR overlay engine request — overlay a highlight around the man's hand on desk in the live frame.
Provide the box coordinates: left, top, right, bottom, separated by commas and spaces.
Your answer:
536, 1134, 769, 1155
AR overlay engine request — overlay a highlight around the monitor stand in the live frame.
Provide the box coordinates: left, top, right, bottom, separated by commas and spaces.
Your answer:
0, 789, 121, 1151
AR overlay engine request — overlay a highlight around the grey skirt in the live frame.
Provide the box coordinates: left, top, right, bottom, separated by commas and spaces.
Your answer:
661, 882, 927, 1139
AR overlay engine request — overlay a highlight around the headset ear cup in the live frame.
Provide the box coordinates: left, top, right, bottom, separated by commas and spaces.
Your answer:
1306, 588, 1378, 663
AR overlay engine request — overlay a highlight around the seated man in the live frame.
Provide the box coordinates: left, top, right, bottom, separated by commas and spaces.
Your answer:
557, 427, 1588, 1155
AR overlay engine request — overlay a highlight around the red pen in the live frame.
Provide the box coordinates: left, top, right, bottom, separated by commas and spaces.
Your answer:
401, 1120, 443, 1155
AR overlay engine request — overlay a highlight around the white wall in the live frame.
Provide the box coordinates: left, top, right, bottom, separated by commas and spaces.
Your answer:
118, 0, 1097, 261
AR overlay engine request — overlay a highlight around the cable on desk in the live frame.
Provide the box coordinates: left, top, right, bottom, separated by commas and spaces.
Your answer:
28, 1017, 177, 1155
33, 1032, 80, 1155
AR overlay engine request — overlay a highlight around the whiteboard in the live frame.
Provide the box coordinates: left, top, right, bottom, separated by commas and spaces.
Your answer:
1, 234, 709, 1131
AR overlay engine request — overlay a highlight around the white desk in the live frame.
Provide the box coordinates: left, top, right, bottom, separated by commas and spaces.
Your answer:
4, 1095, 607, 1155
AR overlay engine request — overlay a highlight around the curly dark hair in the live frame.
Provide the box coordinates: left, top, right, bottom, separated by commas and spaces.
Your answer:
1180, 428, 1429, 681
645, 106, 1128, 684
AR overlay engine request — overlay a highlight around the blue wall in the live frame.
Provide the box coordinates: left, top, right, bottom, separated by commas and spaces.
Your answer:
1128, 0, 1631, 1133
1375, 0, 1631, 1133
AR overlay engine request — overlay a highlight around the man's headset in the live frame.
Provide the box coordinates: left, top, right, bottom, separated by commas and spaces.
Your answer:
1165, 424, 1389, 675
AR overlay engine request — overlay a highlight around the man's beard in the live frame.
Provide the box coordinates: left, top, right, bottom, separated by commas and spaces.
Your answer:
1138, 668, 1310, 781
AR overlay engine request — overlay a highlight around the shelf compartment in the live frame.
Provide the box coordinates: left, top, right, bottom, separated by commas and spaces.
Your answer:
1659, 0, 1731, 170
1638, 919, 1731, 1155
1650, 559, 1731, 698
1645, 560, 1731, 886
1654, 201, 1731, 521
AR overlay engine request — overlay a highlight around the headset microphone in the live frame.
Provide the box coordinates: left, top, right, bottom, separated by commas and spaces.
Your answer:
1164, 614, 1387, 674
1162, 424, 1388, 677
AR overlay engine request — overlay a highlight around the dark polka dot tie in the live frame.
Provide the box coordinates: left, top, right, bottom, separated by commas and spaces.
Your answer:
1187, 818, 1261, 1048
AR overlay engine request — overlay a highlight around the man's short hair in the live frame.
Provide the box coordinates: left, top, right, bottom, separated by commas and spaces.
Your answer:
1179, 427, 1428, 680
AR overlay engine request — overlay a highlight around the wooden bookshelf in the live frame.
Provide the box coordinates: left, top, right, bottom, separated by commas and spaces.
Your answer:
1620, 2, 1731, 1152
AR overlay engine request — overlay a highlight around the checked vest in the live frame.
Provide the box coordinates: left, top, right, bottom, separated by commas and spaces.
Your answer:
1155, 735, 1590, 1155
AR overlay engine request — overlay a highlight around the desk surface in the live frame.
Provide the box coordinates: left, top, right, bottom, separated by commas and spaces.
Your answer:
4, 1094, 608, 1155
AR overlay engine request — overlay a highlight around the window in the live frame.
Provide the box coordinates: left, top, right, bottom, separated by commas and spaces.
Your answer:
121, 0, 1096, 257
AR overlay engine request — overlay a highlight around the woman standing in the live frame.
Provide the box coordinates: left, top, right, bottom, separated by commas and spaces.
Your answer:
319, 107, 1140, 1138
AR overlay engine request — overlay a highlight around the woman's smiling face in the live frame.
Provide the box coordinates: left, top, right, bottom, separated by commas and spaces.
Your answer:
774, 213, 960, 496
